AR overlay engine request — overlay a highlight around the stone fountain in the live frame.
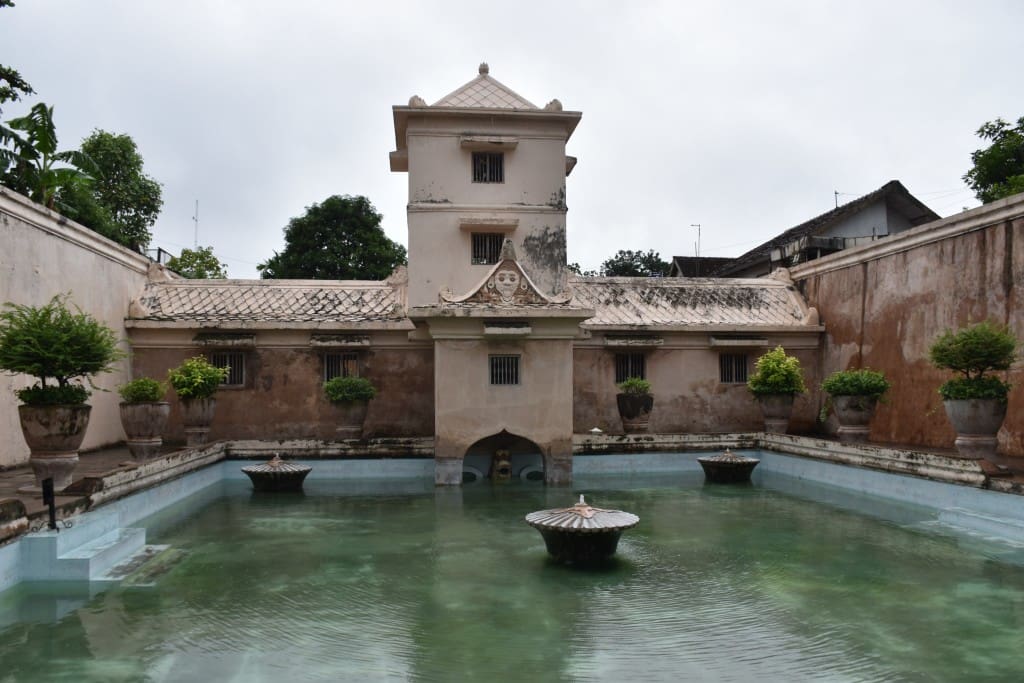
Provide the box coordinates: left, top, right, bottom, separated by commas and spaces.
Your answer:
697, 449, 760, 483
525, 495, 639, 564
241, 455, 312, 492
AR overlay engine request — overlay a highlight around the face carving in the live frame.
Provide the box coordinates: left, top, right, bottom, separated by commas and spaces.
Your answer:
494, 269, 520, 301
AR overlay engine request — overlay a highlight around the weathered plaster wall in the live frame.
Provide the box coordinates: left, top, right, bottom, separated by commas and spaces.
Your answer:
128, 330, 434, 443
0, 189, 151, 468
793, 195, 1024, 458
573, 335, 822, 435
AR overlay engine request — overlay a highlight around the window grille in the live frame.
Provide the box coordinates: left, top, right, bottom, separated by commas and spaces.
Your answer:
324, 352, 359, 381
472, 233, 506, 265
489, 355, 520, 385
719, 353, 749, 383
211, 351, 245, 387
614, 353, 646, 384
472, 152, 504, 183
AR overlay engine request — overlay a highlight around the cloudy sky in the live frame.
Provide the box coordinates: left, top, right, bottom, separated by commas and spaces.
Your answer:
3, 1, 1020, 278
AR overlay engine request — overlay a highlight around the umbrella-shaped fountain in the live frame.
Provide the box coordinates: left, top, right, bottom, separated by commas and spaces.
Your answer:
525, 495, 639, 564
241, 454, 312, 492
697, 448, 760, 483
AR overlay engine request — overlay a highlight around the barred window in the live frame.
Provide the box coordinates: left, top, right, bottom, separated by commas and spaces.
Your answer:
324, 352, 359, 381
614, 353, 646, 384
489, 355, 520, 385
719, 353, 749, 383
472, 233, 505, 265
472, 152, 504, 183
211, 351, 245, 387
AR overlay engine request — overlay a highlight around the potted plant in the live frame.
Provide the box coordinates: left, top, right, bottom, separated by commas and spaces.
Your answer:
747, 346, 807, 433
324, 375, 376, 439
168, 356, 228, 447
821, 369, 890, 443
929, 321, 1017, 463
0, 294, 121, 490
118, 377, 170, 460
616, 377, 653, 433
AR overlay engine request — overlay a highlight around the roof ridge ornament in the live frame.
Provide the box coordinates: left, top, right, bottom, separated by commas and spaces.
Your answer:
479, 62, 489, 75
439, 239, 572, 306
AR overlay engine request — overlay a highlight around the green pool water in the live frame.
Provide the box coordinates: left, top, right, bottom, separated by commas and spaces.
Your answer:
1, 472, 1023, 682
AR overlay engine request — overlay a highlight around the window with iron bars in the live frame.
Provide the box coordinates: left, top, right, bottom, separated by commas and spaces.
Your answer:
719, 353, 749, 383
472, 232, 506, 265
472, 152, 504, 183
614, 353, 646, 384
211, 351, 246, 387
324, 352, 360, 381
489, 355, 520, 385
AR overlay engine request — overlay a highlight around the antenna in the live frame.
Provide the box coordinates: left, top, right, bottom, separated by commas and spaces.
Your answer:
192, 200, 199, 248
690, 224, 701, 257
834, 190, 839, 208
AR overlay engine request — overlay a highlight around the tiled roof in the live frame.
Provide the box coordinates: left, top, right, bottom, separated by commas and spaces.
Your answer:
128, 280, 408, 327
433, 67, 537, 109
570, 277, 813, 328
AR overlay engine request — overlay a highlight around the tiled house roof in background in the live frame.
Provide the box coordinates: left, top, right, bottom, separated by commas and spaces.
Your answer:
127, 280, 410, 328
669, 256, 734, 277
433, 64, 538, 109
570, 277, 815, 328
712, 180, 939, 277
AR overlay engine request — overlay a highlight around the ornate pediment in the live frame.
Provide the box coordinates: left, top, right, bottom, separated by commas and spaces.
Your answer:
440, 240, 571, 306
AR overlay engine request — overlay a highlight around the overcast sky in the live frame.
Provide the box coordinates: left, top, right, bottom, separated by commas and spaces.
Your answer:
3, 1, 1021, 278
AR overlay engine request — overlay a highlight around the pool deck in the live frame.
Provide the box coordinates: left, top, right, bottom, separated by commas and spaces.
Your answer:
1, 434, 1021, 545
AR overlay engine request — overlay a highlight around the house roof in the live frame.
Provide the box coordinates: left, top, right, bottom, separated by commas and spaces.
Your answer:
126, 279, 412, 330
570, 276, 819, 330
668, 256, 734, 277
712, 180, 939, 277
432, 63, 538, 109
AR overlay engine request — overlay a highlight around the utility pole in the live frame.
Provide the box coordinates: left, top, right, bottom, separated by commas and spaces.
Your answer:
834, 190, 839, 208
192, 200, 199, 248
691, 223, 701, 276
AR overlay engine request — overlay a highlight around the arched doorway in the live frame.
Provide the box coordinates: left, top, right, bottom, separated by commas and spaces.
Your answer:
462, 430, 545, 483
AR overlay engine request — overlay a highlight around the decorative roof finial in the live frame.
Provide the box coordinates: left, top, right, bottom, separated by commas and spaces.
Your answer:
479, 62, 489, 75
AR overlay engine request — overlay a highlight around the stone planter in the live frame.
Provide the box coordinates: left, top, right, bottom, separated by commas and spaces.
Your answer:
334, 401, 369, 439
943, 398, 1007, 462
18, 404, 91, 491
181, 397, 217, 447
616, 393, 654, 433
832, 395, 878, 444
119, 401, 170, 460
758, 394, 795, 433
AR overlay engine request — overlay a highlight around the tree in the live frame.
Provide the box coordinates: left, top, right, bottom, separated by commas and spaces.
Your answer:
0, 1, 34, 117
1, 103, 95, 209
258, 195, 407, 280
963, 116, 1024, 204
599, 249, 669, 277
167, 246, 229, 279
59, 129, 163, 251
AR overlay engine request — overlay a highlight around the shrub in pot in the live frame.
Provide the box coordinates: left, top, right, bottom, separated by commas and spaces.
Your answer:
929, 321, 1017, 463
118, 377, 170, 460
324, 375, 376, 439
0, 294, 121, 490
168, 356, 228, 447
616, 377, 653, 434
821, 369, 890, 443
747, 346, 806, 434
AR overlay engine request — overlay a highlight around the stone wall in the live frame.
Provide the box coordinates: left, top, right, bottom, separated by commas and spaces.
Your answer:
792, 194, 1024, 458
0, 189, 151, 468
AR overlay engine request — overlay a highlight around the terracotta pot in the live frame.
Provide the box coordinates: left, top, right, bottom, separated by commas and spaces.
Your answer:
119, 401, 170, 459
616, 393, 654, 433
334, 400, 369, 439
943, 398, 1007, 462
18, 404, 91, 490
181, 397, 217, 447
758, 394, 794, 434
832, 395, 878, 443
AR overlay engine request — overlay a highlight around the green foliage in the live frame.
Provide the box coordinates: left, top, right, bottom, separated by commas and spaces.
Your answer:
747, 346, 807, 397
821, 369, 891, 399
963, 117, 1024, 204
258, 195, 407, 280
16, 384, 89, 406
567, 262, 598, 277
0, 294, 122, 404
167, 356, 228, 400
930, 321, 1017, 402
0, 2, 33, 117
58, 130, 163, 251
166, 246, 228, 279
599, 250, 670, 277
323, 376, 376, 403
616, 377, 651, 394
1, 103, 96, 209
118, 377, 166, 403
